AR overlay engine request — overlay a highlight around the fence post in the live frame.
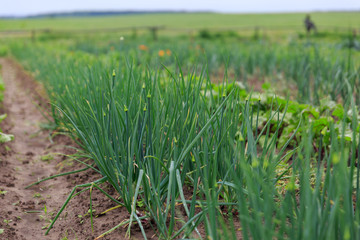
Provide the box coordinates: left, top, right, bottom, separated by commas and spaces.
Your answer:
149, 26, 158, 41
31, 30, 35, 42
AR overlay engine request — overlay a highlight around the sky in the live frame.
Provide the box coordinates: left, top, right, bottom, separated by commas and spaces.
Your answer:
1, 0, 360, 17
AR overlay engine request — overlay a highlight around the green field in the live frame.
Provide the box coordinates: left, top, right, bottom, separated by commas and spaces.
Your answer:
1, 12, 360, 239
1, 12, 359, 31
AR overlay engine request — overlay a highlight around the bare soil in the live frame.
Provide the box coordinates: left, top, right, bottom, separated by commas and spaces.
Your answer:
0, 58, 153, 240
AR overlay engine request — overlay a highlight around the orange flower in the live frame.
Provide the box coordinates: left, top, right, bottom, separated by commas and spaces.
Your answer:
166, 49, 172, 56
139, 45, 148, 51
158, 50, 165, 57
110, 46, 115, 51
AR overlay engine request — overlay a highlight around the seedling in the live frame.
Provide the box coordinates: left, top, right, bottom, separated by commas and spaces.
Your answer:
33, 193, 42, 198
3, 219, 12, 225
40, 154, 54, 162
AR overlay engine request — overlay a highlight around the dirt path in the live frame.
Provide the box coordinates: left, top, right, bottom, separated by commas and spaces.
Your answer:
0, 59, 150, 240
0, 58, 78, 239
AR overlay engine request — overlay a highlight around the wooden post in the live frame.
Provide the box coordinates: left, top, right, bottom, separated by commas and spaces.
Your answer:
31, 30, 35, 42
149, 27, 158, 41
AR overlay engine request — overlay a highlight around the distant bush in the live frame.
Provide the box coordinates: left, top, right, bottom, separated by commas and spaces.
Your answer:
199, 29, 240, 40
198, 29, 212, 39
37, 31, 72, 41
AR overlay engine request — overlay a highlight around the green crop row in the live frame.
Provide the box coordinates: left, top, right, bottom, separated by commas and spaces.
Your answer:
8, 31, 360, 107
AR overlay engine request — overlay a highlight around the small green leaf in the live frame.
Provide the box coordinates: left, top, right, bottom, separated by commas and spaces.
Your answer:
0, 114, 6, 123
235, 130, 244, 141
0, 132, 14, 143
332, 104, 344, 120
321, 126, 328, 136
0, 229, 4, 234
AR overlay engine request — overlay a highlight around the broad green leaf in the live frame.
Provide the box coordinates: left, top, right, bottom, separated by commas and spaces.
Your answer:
312, 117, 332, 133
